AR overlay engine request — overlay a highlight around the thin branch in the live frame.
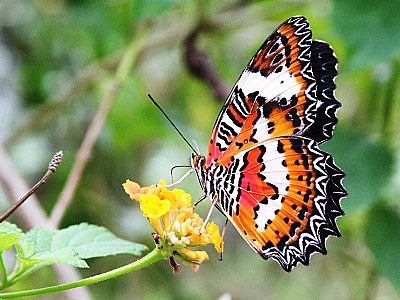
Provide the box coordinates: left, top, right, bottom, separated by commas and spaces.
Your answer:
0, 146, 49, 228
184, 29, 230, 101
48, 35, 146, 228
0, 146, 92, 300
47, 18, 197, 227
0, 151, 63, 223
48, 80, 120, 228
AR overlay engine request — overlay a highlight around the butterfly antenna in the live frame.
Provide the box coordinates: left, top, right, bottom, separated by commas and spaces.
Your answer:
148, 94, 198, 154
192, 140, 201, 154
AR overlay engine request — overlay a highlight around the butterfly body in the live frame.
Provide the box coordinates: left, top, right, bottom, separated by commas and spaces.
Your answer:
192, 16, 346, 271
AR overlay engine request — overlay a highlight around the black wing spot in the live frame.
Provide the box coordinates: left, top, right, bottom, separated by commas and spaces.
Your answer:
306, 172, 313, 186
277, 140, 285, 153
277, 235, 289, 251
304, 189, 312, 202
272, 53, 284, 65
301, 154, 309, 169
289, 222, 301, 236
298, 206, 308, 220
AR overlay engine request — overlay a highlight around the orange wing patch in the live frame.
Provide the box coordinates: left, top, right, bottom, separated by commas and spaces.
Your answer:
226, 137, 316, 255
214, 20, 315, 167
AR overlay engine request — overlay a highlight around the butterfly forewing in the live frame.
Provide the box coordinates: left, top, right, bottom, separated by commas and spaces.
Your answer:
303, 40, 340, 144
206, 16, 318, 167
193, 16, 346, 271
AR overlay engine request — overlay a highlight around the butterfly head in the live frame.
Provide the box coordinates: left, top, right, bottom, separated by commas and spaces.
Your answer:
191, 153, 208, 193
191, 153, 206, 171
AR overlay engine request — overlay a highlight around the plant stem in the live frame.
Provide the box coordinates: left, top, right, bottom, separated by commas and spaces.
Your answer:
0, 253, 8, 289
48, 31, 147, 228
0, 248, 163, 298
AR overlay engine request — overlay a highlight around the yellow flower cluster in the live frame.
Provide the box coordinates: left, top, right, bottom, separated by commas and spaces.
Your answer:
123, 180, 223, 272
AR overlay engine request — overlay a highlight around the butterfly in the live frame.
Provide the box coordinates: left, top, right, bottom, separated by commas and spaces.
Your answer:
191, 16, 347, 271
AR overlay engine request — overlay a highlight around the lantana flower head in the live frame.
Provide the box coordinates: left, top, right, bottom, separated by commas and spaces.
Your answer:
123, 179, 223, 272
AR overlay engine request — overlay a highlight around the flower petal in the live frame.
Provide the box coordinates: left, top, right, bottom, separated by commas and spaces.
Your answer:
123, 180, 142, 201
139, 194, 171, 219
206, 222, 224, 253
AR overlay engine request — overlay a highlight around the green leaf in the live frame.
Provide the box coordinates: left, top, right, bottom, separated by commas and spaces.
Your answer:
321, 128, 394, 213
366, 201, 400, 292
0, 221, 22, 235
0, 233, 20, 252
0, 222, 22, 251
15, 234, 35, 259
3, 223, 147, 286
26, 223, 147, 261
31, 248, 88, 268
333, 0, 400, 71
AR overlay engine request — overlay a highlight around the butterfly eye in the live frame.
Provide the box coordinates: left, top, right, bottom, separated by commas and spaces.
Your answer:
191, 154, 205, 168
244, 139, 249, 144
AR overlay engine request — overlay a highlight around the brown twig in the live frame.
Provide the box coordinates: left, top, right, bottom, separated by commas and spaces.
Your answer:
184, 29, 230, 101
0, 147, 92, 300
48, 33, 146, 228
48, 80, 121, 228
0, 151, 63, 223
0, 146, 49, 228
48, 20, 196, 227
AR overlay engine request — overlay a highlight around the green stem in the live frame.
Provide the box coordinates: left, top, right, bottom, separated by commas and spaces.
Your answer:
0, 248, 163, 298
0, 253, 8, 289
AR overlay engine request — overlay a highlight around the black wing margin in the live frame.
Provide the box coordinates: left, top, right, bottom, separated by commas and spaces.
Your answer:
302, 40, 340, 144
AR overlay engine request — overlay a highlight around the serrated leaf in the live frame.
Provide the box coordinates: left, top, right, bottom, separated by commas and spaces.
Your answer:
25, 227, 56, 253
0, 233, 20, 251
16, 234, 36, 259
0, 222, 23, 251
30, 248, 89, 268
26, 223, 147, 262
0, 221, 22, 234
49, 223, 148, 258
366, 201, 400, 292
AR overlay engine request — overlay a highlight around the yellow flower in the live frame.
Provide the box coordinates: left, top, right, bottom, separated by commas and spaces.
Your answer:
139, 194, 171, 219
123, 179, 224, 272
206, 222, 224, 254
123, 180, 141, 201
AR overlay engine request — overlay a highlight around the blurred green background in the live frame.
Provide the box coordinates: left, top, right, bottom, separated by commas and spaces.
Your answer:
1, 0, 399, 299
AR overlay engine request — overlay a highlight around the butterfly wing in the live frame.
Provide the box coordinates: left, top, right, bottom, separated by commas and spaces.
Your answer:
206, 16, 316, 166
217, 137, 346, 271
206, 16, 341, 168
196, 16, 346, 271
302, 40, 340, 143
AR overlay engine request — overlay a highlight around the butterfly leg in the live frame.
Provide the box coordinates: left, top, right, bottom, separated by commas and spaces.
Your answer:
169, 165, 191, 184
159, 169, 193, 188
219, 218, 228, 261
200, 195, 219, 232
193, 194, 207, 208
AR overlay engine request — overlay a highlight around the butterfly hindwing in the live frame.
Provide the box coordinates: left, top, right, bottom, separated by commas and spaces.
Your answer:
217, 137, 345, 271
